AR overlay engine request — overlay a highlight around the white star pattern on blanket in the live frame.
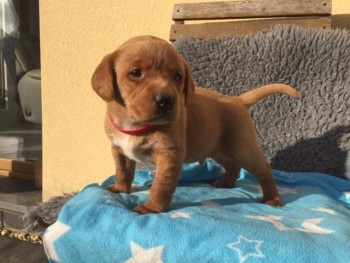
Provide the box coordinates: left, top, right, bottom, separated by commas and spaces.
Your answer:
132, 186, 151, 196
295, 218, 334, 234
227, 235, 264, 263
247, 215, 334, 234
125, 241, 164, 263
311, 207, 336, 215
277, 186, 298, 195
43, 221, 71, 262
170, 211, 191, 218
344, 191, 350, 199
241, 183, 298, 195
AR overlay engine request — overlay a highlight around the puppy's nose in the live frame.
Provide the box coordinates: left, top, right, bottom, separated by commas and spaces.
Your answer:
154, 94, 174, 112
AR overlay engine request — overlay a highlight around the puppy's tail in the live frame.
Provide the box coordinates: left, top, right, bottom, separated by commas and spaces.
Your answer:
238, 83, 300, 108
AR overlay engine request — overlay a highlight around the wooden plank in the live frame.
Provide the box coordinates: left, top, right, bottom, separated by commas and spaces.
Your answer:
0, 158, 34, 175
0, 169, 35, 181
173, 0, 331, 21
170, 17, 331, 41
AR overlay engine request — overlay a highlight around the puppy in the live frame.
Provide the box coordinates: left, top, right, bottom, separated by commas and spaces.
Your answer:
91, 36, 300, 214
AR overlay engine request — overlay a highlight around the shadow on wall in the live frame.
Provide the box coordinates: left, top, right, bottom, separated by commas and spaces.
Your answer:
332, 14, 350, 30
271, 125, 350, 178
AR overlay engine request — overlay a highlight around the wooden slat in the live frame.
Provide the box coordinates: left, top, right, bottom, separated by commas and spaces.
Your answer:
0, 169, 35, 181
173, 0, 331, 21
170, 17, 331, 41
0, 158, 34, 175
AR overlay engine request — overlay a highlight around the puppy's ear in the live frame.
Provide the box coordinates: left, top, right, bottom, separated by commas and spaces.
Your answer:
183, 61, 195, 106
91, 52, 125, 106
91, 53, 115, 102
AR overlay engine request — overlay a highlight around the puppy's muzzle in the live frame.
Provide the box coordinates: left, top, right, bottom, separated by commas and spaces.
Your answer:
154, 94, 174, 113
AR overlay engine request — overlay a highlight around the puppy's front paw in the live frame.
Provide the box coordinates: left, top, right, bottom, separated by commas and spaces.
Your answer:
107, 184, 130, 194
262, 196, 282, 207
213, 178, 235, 188
133, 203, 164, 214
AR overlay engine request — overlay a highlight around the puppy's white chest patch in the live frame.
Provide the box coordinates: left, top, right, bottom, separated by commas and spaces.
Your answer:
111, 134, 153, 166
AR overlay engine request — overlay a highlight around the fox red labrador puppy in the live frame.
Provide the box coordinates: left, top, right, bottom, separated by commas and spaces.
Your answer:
91, 36, 299, 214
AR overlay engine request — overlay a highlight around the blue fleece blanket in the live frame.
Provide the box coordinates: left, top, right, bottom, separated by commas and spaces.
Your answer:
43, 160, 350, 263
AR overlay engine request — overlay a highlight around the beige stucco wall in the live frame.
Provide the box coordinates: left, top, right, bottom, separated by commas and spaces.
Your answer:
40, 0, 350, 199
333, 0, 350, 14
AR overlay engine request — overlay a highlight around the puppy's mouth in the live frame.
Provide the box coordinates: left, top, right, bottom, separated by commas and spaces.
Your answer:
134, 112, 174, 126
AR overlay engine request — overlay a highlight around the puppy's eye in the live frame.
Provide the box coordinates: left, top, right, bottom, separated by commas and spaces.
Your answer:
175, 72, 182, 82
129, 69, 142, 79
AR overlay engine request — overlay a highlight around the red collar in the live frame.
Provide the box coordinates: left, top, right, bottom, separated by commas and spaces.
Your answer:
108, 113, 154, 135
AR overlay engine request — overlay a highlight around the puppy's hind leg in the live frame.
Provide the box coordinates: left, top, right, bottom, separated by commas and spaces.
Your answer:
228, 112, 281, 206
248, 161, 281, 207
235, 149, 281, 207
213, 159, 241, 188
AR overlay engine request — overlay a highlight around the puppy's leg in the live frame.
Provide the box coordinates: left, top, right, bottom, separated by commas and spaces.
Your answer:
134, 151, 183, 214
252, 162, 281, 207
107, 145, 136, 194
227, 116, 281, 206
234, 146, 281, 207
213, 159, 241, 188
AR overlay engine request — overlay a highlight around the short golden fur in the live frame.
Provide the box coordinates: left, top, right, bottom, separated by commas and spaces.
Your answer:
92, 36, 299, 214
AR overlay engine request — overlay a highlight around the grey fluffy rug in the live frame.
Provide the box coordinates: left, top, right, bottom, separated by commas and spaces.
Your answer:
24, 193, 76, 234
25, 25, 350, 233
174, 24, 350, 178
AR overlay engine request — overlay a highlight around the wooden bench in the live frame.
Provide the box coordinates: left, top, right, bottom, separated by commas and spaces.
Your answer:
170, 0, 332, 41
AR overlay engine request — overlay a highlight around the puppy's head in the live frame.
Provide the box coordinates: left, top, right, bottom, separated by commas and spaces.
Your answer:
91, 36, 195, 125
